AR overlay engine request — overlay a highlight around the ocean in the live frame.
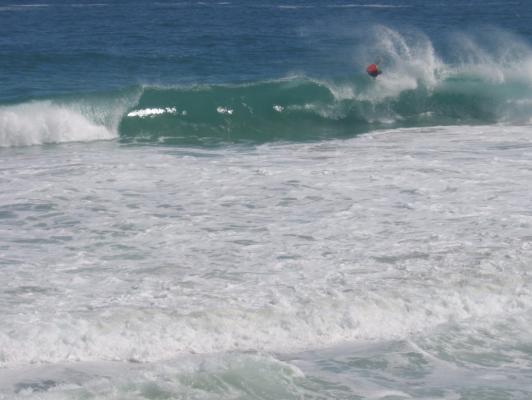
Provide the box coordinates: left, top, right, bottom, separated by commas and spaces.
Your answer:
1, 1, 532, 399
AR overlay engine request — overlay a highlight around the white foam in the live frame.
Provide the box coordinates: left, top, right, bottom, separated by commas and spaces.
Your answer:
447, 30, 532, 85
1, 124, 531, 367
127, 107, 177, 118
0, 101, 117, 147
365, 27, 532, 98
365, 26, 443, 99
0, 353, 305, 399
216, 106, 234, 115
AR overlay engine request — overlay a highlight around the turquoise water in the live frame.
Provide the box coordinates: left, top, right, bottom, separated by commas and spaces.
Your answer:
1, 1, 532, 399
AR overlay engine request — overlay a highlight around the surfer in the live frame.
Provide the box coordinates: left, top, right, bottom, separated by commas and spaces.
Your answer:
366, 63, 382, 78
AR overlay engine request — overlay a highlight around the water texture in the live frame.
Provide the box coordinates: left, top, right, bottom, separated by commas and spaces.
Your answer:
1, 1, 532, 399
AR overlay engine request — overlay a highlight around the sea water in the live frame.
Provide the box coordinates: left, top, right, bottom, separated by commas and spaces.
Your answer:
1, 1, 532, 399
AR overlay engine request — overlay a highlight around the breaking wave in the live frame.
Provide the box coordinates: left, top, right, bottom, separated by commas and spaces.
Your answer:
2, 26, 532, 147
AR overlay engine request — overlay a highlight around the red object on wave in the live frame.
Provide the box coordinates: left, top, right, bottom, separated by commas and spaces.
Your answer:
366, 63, 381, 77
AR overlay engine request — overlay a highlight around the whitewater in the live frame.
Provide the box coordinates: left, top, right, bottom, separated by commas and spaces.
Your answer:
2, 124, 532, 398
2, 0, 532, 399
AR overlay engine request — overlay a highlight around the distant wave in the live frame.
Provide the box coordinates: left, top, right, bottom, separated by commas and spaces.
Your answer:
0, 4, 49, 12
326, 4, 411, 8
0, 3, 107, 12
276, 4, 409, 10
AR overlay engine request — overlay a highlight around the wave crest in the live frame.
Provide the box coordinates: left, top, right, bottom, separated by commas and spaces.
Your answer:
3, 27, 532, 147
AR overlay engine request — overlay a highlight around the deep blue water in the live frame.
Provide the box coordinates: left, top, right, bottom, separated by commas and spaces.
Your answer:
2, 0, 532, 101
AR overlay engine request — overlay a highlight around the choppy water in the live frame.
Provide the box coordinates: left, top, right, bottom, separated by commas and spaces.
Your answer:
1, 1, 532, 399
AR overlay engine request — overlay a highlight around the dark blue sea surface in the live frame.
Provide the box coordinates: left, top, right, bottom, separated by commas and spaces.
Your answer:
1, 0, 531, 97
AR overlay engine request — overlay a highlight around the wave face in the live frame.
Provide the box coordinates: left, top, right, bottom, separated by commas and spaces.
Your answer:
120, 27, 532, 145
3, 27, 532, 147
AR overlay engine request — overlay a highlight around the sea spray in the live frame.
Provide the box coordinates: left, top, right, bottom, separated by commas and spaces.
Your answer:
0, 102, 115, 147
0, 88, 141, 147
